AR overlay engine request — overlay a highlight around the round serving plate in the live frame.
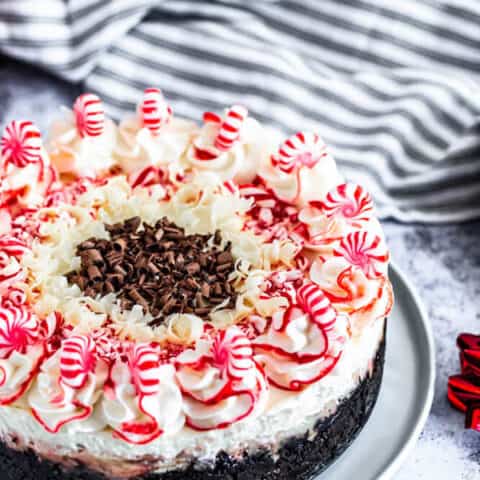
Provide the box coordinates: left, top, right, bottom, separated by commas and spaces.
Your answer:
316, 262, 435, 480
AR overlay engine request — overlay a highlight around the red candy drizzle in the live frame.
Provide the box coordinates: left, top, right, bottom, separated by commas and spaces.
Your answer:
448, 333, 480, 431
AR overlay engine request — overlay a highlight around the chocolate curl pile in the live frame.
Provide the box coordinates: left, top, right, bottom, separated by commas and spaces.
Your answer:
448, 333, 480, 431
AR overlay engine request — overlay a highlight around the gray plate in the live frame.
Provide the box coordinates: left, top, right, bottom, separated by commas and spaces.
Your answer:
316, 262, 435, 480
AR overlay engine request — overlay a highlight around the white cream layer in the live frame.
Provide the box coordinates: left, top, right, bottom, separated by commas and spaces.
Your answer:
0, 317, 385, 478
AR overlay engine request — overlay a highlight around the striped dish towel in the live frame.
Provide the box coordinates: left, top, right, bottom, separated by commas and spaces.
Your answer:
0, 0, 479, 223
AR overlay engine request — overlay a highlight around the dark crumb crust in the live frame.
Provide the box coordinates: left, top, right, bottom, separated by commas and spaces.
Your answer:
0, 330, 386, 480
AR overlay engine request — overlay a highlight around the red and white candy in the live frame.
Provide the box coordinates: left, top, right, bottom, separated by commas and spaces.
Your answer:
59, 335, 96, 390
0, 235, 29, 258
272, 132, 328, 173
0, 305, 39, 359
212, 328, 254, 381
3, 287, 27, 308
214, 105, 248, 152
73, 93, 104, 138
1, 120, 42, 168
297, 283, 338, 331
334, 231, 389, 279
139, 88, 172, 136
128, 343, 161, 396
316, 183, 373, 224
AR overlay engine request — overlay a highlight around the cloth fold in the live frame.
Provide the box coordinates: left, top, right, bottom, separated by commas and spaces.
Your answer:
0, 0, 479, 222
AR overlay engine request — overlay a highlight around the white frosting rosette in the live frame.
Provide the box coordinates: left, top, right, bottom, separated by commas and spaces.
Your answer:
175, 326, 268, 430
102, 343, 185, 444
0, 120, 56, 208
29, 334, 109, 433
47, 100, 117, 178
184, 107, 279, 186
115, 115, 197, 177
297, 182, 384, 256
310, 231, 393, 334
253, 282, 348, 391
259, 132, 342, 207
0, 306, 45, 406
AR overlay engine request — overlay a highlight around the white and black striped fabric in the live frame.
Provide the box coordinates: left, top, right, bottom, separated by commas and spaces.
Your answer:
1, 0, 479, 223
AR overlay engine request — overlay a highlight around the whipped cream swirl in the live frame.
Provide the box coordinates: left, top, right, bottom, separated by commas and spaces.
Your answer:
176, 326, 268, 430
47, 108, 117, 178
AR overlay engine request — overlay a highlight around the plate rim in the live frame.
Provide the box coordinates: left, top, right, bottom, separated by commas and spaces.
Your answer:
378, 261, 436, 480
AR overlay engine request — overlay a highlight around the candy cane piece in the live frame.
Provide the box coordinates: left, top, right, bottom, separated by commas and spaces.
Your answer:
214, 105, 248, 152
272, 132, 328, 173
297, 283, 337, 330
73, 93, 104, 138
60, 335, 96, 389
212, 327, 254, 381
139, 88, 172, 136
1, 120, 42, 168
128, 343, 161, 396
334, 231, 389, 278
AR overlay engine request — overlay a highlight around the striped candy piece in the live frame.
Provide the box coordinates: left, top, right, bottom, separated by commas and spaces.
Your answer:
214, 105, 248, 152
318, 183, 373, 223
1, 120, 42, 168
0, 305, 39, 359
4, 287, 27, 307
128, 343, 161, 396
128, 165, 164, 189
212, 327, 254, 381
272, 132, 327, 173
60, 335, 96, 389
73, 93, 105, 138
0, 236, 29, 258
238, 184, 277, 210
334, 231, 389, 279
139, 88, 172, 135
297, 283, 337, 330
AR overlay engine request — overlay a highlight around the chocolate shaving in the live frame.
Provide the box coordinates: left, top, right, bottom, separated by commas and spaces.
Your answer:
67, 217, 238, 327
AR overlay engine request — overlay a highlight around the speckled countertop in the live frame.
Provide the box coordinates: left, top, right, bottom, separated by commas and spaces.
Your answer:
1, 57, 479, 480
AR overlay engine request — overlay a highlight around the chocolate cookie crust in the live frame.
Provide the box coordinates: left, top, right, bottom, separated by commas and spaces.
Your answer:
0, 330, 385, 480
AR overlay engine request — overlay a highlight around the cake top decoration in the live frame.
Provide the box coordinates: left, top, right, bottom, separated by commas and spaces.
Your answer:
0, 90, 392, 443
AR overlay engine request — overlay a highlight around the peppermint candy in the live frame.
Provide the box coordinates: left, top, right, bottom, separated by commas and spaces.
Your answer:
334, 231, 389, 279
317, 183, 373, 224
73, 93, 104, 138
212, 328, 254, 381
0, 305, 39, 359
128, 343, 161, 396
1, 120, 43, 168
214, 105, 248, 152
297, 283, 337, 330
3, 287, 27, 307
139, 88, 172, 135
0, 235, 29, 258
239, 184, 277, 210
59, 335, 96, 389
272, 132, 327, 173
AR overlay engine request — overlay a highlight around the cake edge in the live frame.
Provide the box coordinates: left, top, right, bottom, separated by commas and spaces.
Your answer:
0, 324, 386, 480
